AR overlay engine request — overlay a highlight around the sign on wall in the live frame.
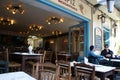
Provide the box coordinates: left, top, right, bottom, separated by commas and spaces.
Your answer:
95, 27, 102, 50
49, 0, 91, 19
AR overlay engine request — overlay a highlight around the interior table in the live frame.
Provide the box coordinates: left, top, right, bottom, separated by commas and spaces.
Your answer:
0, 71, 36, 80
57, 54, 71, 62
11, 52, 43, 71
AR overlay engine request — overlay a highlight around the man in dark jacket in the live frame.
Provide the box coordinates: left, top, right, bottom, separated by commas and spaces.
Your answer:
101, 44, 113, 58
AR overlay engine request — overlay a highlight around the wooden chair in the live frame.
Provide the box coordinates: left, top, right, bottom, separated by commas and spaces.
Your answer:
28, 50, 46, 79
5, 48, 21, 72
35, 64, 57, 80
74, 63, 95, 80
0, 60, 8, 74
56, 61, 71, 80
45, 51, 53, 62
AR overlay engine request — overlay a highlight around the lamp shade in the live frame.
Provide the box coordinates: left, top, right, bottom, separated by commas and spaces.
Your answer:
107, 0, 115, 13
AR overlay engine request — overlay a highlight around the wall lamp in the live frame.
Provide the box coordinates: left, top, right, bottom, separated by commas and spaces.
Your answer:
113, 20, 118, 28
98, 13, 106, 23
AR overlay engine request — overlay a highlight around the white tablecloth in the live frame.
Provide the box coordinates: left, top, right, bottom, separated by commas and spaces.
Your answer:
0, 71, 36, 80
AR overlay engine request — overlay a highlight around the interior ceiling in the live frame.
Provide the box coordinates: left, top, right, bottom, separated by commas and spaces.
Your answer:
1, 0, 120, 37
0, 0, 81, 37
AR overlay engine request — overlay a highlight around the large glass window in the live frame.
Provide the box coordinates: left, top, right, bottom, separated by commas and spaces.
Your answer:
103, 28, 110, 46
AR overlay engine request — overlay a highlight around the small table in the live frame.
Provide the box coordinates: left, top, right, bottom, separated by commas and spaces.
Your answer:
100, 58, 120, 67
93, 64, 115, 80
57, 54, 71, 62
11, 52, 43, 71
0, 71, 36, 80
70, 61, 115, 80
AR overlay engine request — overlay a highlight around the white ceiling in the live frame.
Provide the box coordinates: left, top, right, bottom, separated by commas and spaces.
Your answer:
0, 0, 80, 37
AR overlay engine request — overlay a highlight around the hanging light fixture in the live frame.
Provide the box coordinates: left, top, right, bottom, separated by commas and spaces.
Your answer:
46, 16, 64, 24
19, 31, 29, 35
52, 30, 62, 36
107, 0, 115, 13
29, 24, 43, 31
6, 3, 25, 14
0, 17, 15, 25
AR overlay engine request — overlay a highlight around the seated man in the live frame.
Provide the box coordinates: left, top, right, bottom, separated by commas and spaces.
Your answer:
101, 44, 113, 58
88, 45, 104, 64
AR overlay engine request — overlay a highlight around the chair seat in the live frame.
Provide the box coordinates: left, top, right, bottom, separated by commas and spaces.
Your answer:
9, 62, 21, 67
27, 61, 37, 66
8, 62, 21, 72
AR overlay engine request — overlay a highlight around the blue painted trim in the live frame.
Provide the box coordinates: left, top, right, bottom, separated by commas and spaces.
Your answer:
84, 21, 90, 57
68, 28, 71, 55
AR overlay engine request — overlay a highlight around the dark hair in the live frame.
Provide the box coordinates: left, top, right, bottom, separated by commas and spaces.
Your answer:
90, 45, 94, 51
104, 44, 109, 48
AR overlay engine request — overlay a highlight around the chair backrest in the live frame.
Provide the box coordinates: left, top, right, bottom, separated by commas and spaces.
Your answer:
35, 50, 46, 79
40, 65, 57, 80
56, 61, 71, 80
3, 48, 9, 63
39, 50, 46, 70
42, 50, 46, 63
45, 51, 53, 62
74, 63, 95, 80
0, 60, 9, 73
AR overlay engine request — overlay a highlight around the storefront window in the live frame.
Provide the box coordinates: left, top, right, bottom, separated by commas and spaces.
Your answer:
103, 27, 110, 46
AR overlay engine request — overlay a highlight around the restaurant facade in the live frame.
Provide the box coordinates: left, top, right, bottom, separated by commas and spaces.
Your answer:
30, 0, 120, 57
0, 0, 120, 58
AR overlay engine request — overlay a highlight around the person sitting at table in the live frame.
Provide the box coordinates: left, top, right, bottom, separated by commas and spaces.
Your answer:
88, 45, 104, 64
101, 44, 113, 58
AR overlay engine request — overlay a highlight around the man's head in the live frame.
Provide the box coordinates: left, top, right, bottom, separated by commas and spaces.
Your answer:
104, 44, 109, 49
90, 45, 94, 51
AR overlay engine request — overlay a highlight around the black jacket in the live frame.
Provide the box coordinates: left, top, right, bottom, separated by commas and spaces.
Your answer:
101, 49, 113, 58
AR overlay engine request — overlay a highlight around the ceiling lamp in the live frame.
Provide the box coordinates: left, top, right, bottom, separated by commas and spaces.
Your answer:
6, 4, 25, 14
0, 17, 15, 25
29, 25, 43, 31
19, 31, 29, 35
52, 30, 62, 36
46, 16, 64, 24
107, 0, 115, 13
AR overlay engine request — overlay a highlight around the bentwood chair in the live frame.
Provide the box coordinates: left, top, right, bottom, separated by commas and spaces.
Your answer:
44, 51, 53, 62
56, 61, 71, 80
74, 63, 95, 80
36, 64, 57, 80
5, 48, 21, 72
28, 50, 46, 79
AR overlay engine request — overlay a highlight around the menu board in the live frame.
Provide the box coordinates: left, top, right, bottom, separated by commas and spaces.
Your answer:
95, 28, 102, 50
